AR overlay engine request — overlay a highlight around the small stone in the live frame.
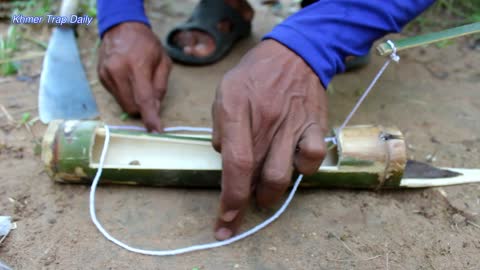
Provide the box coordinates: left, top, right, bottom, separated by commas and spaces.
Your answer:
268, 246, 277, 252
233, 264, 240, 268
425, 63, 449, 80
48, 218, 56, 224
129, 160, 141, 166
425, 154, 437, 163
452, 213, 466, 225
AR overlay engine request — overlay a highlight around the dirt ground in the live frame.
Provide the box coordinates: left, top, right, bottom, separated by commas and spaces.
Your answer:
1, 1, 480, 269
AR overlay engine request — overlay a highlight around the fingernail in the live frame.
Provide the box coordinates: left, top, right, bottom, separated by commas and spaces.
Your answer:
215, 227, 232, 240
221, 209, 239, 222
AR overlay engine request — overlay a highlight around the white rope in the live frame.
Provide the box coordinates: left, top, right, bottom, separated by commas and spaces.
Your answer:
107, 125, 213, 133
90, 125, 304, 256
339, 40, 400, 130
90, 40, 400, 256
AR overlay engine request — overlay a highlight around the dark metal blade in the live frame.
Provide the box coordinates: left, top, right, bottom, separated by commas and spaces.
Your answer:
404, 160, 461, 179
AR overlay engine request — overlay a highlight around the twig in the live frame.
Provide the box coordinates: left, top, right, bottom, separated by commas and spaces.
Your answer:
333, 233, 359, 257
23, 123, 38, 142
0, 51, 45, 64
467, 220, 480, 229
0, 234, 6, 245
22, 35, 48, 49
428, 257, 438, 270
0, 104, 14, 124
328, 234, 383, 263
18, 118, 41, 145
0, 48, 97, 65
0, 77, 14, 84
326, 255, 382, 262
385, 243, 389, 270
434, 188, 477, 220
90, 79, 99, 87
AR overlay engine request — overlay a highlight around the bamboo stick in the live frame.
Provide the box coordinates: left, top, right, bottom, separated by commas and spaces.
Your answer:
401, 168, 480, 188
376, 22, 480, 56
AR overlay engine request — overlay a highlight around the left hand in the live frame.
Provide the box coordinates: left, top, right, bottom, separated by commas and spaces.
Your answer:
98, 22, 172, 132
211, 39, 329, 240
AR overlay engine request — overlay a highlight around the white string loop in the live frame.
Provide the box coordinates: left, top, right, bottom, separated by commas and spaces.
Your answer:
387, 40, 400, 62
90, 125, 304, 256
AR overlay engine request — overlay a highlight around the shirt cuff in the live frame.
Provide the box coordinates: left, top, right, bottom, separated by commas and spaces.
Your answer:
97, 0, 151, 37
263, 0, 435, 88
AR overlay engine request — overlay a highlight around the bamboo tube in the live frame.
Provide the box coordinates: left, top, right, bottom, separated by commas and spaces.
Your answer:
41, 120, 408, 189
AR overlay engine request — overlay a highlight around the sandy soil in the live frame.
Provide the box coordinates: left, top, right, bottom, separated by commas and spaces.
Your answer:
1, 1, 480, 269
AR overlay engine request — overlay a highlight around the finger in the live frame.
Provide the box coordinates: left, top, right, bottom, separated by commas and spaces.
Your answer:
294, 123, 327, 175
152, 57, 171, 102
106, 66, 139, 116
211, 91, 223, 152
131, 68, 162, 132
179, 31, 198, 55
191, 34, 215, 58
256, 119, 296, 209
215, 95, 253, 240
98, 64, 115, 94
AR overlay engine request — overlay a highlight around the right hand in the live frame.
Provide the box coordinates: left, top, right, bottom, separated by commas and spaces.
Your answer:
211, 40, 328, 240
98, 22, 172, 132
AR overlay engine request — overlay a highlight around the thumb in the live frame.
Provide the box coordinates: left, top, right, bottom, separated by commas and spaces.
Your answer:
131, 69, 163, 133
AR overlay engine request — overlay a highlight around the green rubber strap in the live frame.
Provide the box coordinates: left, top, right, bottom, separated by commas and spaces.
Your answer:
376, 22, 480, 56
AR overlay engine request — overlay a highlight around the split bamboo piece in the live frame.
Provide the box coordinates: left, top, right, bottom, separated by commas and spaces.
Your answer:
376, 22, 480, 56
42, 120, 407, 189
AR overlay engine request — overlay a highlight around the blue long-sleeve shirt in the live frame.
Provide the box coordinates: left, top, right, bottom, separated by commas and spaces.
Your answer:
97, 0, 435, 87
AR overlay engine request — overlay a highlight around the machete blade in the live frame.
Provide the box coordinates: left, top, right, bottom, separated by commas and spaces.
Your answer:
404, 160, 461, 179
39, 27, 99, 123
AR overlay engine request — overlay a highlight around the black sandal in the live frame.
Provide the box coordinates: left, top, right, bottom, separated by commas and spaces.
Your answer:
165, 0, 252, 65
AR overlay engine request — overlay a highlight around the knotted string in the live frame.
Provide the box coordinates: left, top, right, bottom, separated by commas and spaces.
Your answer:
89, 40, 400, 256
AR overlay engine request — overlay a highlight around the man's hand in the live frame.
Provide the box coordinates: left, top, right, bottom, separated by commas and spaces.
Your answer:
98, 22, 172, 132
212, 39, 329, 240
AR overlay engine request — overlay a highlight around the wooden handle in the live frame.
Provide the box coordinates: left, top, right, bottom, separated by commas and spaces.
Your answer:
60, 0, 79, 17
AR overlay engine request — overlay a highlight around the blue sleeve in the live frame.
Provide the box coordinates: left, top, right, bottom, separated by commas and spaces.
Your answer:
97, 0, 151, 37
264, 0, 435, 88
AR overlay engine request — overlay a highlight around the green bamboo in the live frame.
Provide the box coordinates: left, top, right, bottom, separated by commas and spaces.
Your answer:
376, 22, 480, 56
42, 120, 407, 189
